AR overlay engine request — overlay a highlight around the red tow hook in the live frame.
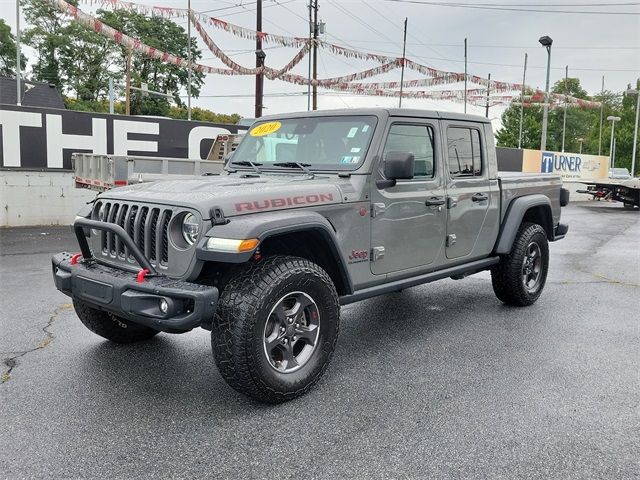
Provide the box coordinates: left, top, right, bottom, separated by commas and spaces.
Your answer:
70, 253, 83, 265
136, 268, 150, 283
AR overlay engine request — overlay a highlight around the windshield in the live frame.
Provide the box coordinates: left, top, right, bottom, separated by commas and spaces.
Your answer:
231, 116, 377, 171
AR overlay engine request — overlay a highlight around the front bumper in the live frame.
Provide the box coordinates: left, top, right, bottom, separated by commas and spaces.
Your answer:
52, 252, 218, 334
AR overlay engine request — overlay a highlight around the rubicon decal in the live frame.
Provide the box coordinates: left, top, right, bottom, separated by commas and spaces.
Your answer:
235, 193, 334, 212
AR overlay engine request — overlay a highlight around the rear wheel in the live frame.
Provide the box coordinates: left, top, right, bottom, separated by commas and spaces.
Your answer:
73, 299, 160, 343
491, 222, 549, 306
211, 255, 340, 403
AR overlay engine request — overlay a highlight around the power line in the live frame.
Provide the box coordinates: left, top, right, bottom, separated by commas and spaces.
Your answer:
362, 0, 459, 69
331, 40, 640, 50
381, 0, 640, 14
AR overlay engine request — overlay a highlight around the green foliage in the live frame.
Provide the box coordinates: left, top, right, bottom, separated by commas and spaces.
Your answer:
167, 106, 242, 124
58, 20, 120, 101
97, 9, 205, 116
21, 0, 69, 90
0, 19, 26, 77
552, 77, 588, 99
20, 0, 227, 119
63, 96, 241, 124
496, 78, 639, 174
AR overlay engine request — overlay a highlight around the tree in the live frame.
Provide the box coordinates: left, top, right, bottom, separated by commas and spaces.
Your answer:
57, 20, 120, 101
21, 0, 69, 90
495, 88, 543, 150
98, 9, 205, 116
0, 19, 26, 77
552, 77, 588, 99
497, 78, 617, 153
168, 106, 241, 124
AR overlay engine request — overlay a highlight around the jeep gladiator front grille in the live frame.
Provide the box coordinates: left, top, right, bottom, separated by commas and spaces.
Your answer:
94, 201, 173, 268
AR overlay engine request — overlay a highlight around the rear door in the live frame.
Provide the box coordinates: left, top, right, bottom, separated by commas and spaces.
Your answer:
370, 119, 446, 275
442, 123, 494, 260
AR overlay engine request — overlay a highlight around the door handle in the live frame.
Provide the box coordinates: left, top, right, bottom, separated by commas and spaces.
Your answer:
425, 196, 446, 206
472, 193, 489, 202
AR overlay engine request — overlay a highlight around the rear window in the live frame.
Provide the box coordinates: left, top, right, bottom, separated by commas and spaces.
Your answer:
447, 127, 483, 178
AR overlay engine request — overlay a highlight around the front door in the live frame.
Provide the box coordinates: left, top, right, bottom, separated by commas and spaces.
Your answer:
370, 120, 446, 275
442, 124, 492, 260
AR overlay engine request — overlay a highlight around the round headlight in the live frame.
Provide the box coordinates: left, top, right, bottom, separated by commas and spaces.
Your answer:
182, 213, 200, 245
92, 203, 106, 235
97, 203, 106, 222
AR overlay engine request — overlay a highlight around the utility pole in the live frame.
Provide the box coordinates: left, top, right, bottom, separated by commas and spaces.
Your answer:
109, 78, 114, 114
398, 18, 408, 108
255, 0, 265, 118
539, 35, 553, 151
561, 65, 568, 152
463, 38, 467, 113
518, 53, 528, 149
598, 75, 605, 155
125, 51, 132, 115
187, 0, 192, 120
16, 0, 21, 106
485, 73, 491, 118
307, 1, 312, 110
311, 0, 318, 110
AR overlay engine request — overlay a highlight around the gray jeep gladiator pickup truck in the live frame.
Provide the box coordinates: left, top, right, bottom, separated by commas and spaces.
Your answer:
52, 108, 569, 403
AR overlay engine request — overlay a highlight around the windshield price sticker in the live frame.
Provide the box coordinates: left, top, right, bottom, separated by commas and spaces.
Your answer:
250, 121, 282, 137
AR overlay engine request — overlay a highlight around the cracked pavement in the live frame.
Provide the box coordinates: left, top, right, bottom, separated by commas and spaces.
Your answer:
0, 201, 638, 479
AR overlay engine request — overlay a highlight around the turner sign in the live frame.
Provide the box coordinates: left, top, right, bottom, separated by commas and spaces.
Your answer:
522, 148, 608, 181
0, 105, 244, 170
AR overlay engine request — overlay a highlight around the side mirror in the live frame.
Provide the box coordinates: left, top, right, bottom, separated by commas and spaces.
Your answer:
376, 151, 415, 189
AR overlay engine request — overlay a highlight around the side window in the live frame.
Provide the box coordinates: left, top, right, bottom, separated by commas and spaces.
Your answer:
447, 127, 483, 178
383, 124, 435, 178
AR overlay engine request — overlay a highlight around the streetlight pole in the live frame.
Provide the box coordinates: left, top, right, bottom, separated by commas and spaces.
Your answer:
578, 137, 584, 154
607, 115, 621, 169
16, 0, 21, 106
539, 35, 553, 151
627, 87, 639, 177
561, 65, 568, 152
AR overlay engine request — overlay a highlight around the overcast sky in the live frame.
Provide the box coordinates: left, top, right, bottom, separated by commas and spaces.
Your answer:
4, 0, 639, 127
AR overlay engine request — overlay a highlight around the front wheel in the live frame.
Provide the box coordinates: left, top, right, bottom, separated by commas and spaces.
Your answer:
491, 222, 549, 307
211, 255, 340, 403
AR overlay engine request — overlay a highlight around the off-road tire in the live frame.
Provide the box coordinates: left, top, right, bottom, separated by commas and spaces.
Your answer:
491, 222, 549, 307
73, 298, 160, 343
211, 255, 340, 403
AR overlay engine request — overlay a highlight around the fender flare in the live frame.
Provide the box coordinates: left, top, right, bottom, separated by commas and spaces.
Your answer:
196, 210, 353, 294
494, 194, 553, 254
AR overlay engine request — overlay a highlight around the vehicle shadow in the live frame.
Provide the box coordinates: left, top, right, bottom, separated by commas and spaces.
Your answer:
74, 280, 511, 409
77, 333, 262, 411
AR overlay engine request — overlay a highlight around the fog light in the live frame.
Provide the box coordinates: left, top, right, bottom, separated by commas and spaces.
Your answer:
159, 298, 169, 314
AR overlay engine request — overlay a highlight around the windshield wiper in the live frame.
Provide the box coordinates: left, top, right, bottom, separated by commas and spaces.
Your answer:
273, 162, 314, 176
230, 160, 263, 174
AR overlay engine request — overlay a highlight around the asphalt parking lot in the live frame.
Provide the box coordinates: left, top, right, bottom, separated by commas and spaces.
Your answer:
1, 201, 638, 479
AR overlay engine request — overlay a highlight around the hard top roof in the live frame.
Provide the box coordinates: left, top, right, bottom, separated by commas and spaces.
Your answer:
256, 107, 490, 124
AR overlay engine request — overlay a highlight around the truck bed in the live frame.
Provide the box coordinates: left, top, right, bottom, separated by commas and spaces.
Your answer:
73, 153, 224, 191
498, 171, 563, 225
